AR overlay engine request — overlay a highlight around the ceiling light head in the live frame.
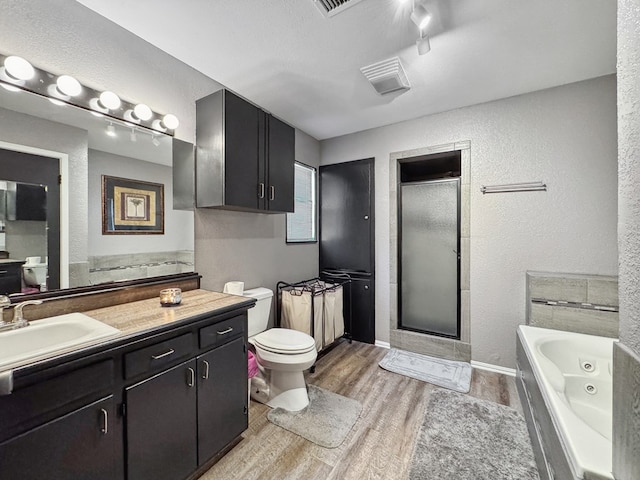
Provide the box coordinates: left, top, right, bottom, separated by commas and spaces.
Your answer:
151, 135, 160, 147
99, 91, 121, 110
416, 35, 431, 55
56, 75, 82, 97
106, 123, 116, 137
133, 103, 152, 121
162, 113, 179, 130
411, 4, 432, 30
4, 56, 35, 81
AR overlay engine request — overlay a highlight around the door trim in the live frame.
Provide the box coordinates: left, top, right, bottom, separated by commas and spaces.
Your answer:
0, 140, 69, 288
388, 141, 471, 361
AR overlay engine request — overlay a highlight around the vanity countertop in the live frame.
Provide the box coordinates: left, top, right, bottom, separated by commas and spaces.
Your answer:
83, 288, 252, 337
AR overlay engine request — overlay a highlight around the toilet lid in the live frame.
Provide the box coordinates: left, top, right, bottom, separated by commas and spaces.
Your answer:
253, 328, 316, 354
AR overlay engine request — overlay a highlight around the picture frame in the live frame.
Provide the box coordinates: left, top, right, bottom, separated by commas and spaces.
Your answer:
102, 175, 164, 235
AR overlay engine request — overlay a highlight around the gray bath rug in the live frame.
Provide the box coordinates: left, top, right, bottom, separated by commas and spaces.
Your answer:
379, 348, 472, 393
409, 388, 539, 480
267, 385, 362, 448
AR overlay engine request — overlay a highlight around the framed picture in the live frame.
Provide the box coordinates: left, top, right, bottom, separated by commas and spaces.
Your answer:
102, 175, 164, 235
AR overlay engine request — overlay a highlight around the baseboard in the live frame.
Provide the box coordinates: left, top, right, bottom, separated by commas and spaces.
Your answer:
471, 360, 516, 377
375, 340, 391, 349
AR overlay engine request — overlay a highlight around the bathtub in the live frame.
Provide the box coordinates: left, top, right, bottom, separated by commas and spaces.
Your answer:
516, 325, 616, 480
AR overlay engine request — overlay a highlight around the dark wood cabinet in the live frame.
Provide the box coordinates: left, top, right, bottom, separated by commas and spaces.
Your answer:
0, 260, 24, 295
349, 277, 375, 344
196, 89, 295, 213
126, 359, 198, 480
197, 337, 247, 464
0, 396, 118, 480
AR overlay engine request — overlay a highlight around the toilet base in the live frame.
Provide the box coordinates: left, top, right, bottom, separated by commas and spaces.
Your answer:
250, 367, 310, 412
267, 387, 309, 411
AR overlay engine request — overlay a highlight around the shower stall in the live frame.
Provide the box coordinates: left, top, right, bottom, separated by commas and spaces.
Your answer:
398, 152, 461, 339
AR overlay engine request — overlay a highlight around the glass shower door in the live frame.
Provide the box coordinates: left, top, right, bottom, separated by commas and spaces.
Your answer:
399, 178, 460, 338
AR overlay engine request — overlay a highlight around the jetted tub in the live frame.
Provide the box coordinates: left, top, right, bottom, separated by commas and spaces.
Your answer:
516, 325, 616, 480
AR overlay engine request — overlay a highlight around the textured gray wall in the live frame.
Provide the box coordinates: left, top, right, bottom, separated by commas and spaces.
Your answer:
613, 1, 640, 478
617, 0, 640, 354
321, 76, 618, 368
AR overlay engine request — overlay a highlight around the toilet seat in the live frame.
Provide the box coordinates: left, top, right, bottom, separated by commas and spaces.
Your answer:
253, 328, 316, 355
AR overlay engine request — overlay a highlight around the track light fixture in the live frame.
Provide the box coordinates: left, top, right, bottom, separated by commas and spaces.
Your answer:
106, 123, 116, 137
0, 51, 180, 134
416, 33, 431, 55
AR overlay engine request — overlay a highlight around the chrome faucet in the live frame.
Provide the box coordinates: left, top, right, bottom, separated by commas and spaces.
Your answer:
0, 295, 11, 329
11, 300, 43, 329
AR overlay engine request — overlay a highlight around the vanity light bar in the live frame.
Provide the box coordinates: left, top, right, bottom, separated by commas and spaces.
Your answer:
0, 53, 179, 135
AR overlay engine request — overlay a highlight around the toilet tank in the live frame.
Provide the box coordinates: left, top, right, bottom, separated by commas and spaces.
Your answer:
243, 287, 273, 338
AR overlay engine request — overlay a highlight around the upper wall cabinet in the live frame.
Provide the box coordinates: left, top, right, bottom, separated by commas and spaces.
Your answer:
196, 90, 294, 213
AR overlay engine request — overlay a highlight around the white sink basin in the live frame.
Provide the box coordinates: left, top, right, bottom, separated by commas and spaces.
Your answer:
0, 313, 120, 370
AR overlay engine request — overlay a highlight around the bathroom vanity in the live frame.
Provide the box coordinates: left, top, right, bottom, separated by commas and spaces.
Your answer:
0, 287, 254, 480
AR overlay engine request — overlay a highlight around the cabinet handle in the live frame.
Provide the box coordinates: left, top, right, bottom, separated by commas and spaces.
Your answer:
270, 186, 275, 201
217, 327, 233, 335
258, 183, 265, 199
100, 408, 108, 435
0, 270, 7, 274
187, 367, 195, 387
202, 360, 210, 380
151, 348, 175, 360
364, 285, 369, 290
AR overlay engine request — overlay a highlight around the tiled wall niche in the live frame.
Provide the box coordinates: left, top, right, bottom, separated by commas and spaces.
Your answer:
389, 141, 471, 361
526, 271, 619, 337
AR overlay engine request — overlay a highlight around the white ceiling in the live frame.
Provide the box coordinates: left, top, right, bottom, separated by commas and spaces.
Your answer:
75, 0, 616, 141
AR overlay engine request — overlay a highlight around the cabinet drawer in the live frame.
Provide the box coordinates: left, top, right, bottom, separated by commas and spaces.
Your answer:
125, 333, 195, 379
199, 315, 245, 349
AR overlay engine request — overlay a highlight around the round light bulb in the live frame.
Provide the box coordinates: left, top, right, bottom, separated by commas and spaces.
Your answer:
133, 103, 152, 121
99, 91, 121, 110
56, 75, 82, 97
4, 56, 35, 81
162, 113, 179, 130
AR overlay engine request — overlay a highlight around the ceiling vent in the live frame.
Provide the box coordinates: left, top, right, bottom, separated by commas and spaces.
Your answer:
313, 0, 365, 18
360, 57, 411, 95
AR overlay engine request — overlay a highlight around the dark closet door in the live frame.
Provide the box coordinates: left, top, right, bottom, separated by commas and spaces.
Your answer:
0, 148, 60, 290
319, 159, 374, 273
224, 90, 261, 210
320, 158, 375, 344
267, 115, 295, 213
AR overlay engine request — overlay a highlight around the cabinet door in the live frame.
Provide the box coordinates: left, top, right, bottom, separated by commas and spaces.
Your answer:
349, 278, 375, 344
126, 359, 197, 480
197, 337, 248, 464
267, 115, 295, 213
224, 90, 261, 210
0, 396, 119, 480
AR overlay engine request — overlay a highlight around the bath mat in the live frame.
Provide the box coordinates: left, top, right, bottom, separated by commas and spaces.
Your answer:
409, 388, 539, 480
379, 348, 472, 393
267, 385, 362, 448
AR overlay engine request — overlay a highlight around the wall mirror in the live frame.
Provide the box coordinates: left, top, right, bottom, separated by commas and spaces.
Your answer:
0, 83, 194, 296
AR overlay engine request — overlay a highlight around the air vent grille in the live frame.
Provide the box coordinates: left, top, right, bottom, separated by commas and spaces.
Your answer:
314, 0, 365, 17
360, 57, 411, 95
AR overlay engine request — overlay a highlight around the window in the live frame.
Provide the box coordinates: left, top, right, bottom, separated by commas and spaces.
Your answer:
286, 162, 316, 243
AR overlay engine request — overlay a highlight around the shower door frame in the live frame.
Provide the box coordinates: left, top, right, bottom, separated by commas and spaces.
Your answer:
397, 177, 462, 340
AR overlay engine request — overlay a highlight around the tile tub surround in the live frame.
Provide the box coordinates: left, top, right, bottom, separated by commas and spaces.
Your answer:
88, 250, 194, 285
526, 272, 618, 338
612, 343, 640, 480
389, 141, 471, 361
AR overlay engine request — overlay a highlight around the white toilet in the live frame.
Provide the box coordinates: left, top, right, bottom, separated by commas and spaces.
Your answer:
22, 256, 48, 289
244, 287, 317, 411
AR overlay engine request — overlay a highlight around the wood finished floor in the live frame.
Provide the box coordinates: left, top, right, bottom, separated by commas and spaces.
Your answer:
200, 341, 522, 480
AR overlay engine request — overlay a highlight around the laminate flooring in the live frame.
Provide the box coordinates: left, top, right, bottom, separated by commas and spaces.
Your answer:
200, 341, 522, 480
